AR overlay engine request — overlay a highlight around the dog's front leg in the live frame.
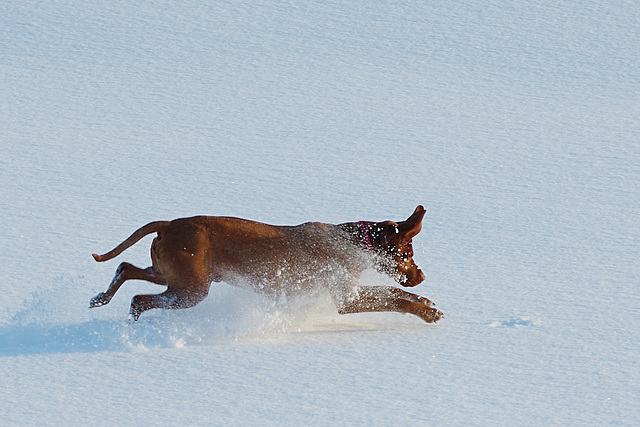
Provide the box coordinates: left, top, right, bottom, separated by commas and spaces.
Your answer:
378, 286, 436, 307
336, 286, 443, 323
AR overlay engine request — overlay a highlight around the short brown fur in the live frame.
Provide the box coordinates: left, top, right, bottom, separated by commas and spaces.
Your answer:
91, 206, 443, 323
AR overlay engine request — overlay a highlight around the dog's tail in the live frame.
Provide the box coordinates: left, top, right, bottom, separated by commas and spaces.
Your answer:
92, 221, 171, 262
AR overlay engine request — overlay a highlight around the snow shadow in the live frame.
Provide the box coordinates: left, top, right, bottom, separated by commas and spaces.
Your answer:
0, 318, 131, 356
489, 317, 540, 328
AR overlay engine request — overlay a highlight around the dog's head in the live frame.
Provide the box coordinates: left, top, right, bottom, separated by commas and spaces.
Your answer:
373, 205, 427, 287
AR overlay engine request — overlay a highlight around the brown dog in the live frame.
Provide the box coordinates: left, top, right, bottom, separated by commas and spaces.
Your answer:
91, 205, 443, 323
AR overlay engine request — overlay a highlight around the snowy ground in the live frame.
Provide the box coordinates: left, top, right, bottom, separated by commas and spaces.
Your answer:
1, 0, 639, 425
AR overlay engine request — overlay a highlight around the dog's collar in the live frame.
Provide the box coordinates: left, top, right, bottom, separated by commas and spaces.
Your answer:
357, 221, 374, 253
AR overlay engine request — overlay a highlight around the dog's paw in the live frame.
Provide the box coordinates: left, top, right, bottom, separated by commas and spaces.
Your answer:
430, 309, 444, 323
89, 292, 110, 308
413, 294, 436, 307
415, 306, 444, 323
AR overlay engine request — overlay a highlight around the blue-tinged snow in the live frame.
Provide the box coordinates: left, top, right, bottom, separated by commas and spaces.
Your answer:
1, 0, 639, 425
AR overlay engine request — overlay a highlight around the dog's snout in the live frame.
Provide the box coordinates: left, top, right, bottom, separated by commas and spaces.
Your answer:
409, 268, 425, 286
398, 266, 425, 287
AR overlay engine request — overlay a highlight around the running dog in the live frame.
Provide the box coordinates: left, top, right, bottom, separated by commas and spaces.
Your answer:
91, 205, 443, 323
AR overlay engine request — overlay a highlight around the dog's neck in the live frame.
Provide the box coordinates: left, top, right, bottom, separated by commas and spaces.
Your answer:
339, 221, 379, 254
357, 221, 374, 253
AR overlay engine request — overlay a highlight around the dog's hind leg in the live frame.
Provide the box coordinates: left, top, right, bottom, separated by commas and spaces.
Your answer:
90, 262, 166, 308
128, 284, 210, 321
337, 286, 443, 323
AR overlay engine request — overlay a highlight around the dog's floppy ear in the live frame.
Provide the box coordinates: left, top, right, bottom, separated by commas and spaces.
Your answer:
397, 205, 426, 240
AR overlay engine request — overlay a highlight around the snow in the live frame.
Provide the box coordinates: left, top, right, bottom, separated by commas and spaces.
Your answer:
1, 0, 639, 425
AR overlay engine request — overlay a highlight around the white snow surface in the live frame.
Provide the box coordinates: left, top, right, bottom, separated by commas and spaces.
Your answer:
1, 0, 639, 425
